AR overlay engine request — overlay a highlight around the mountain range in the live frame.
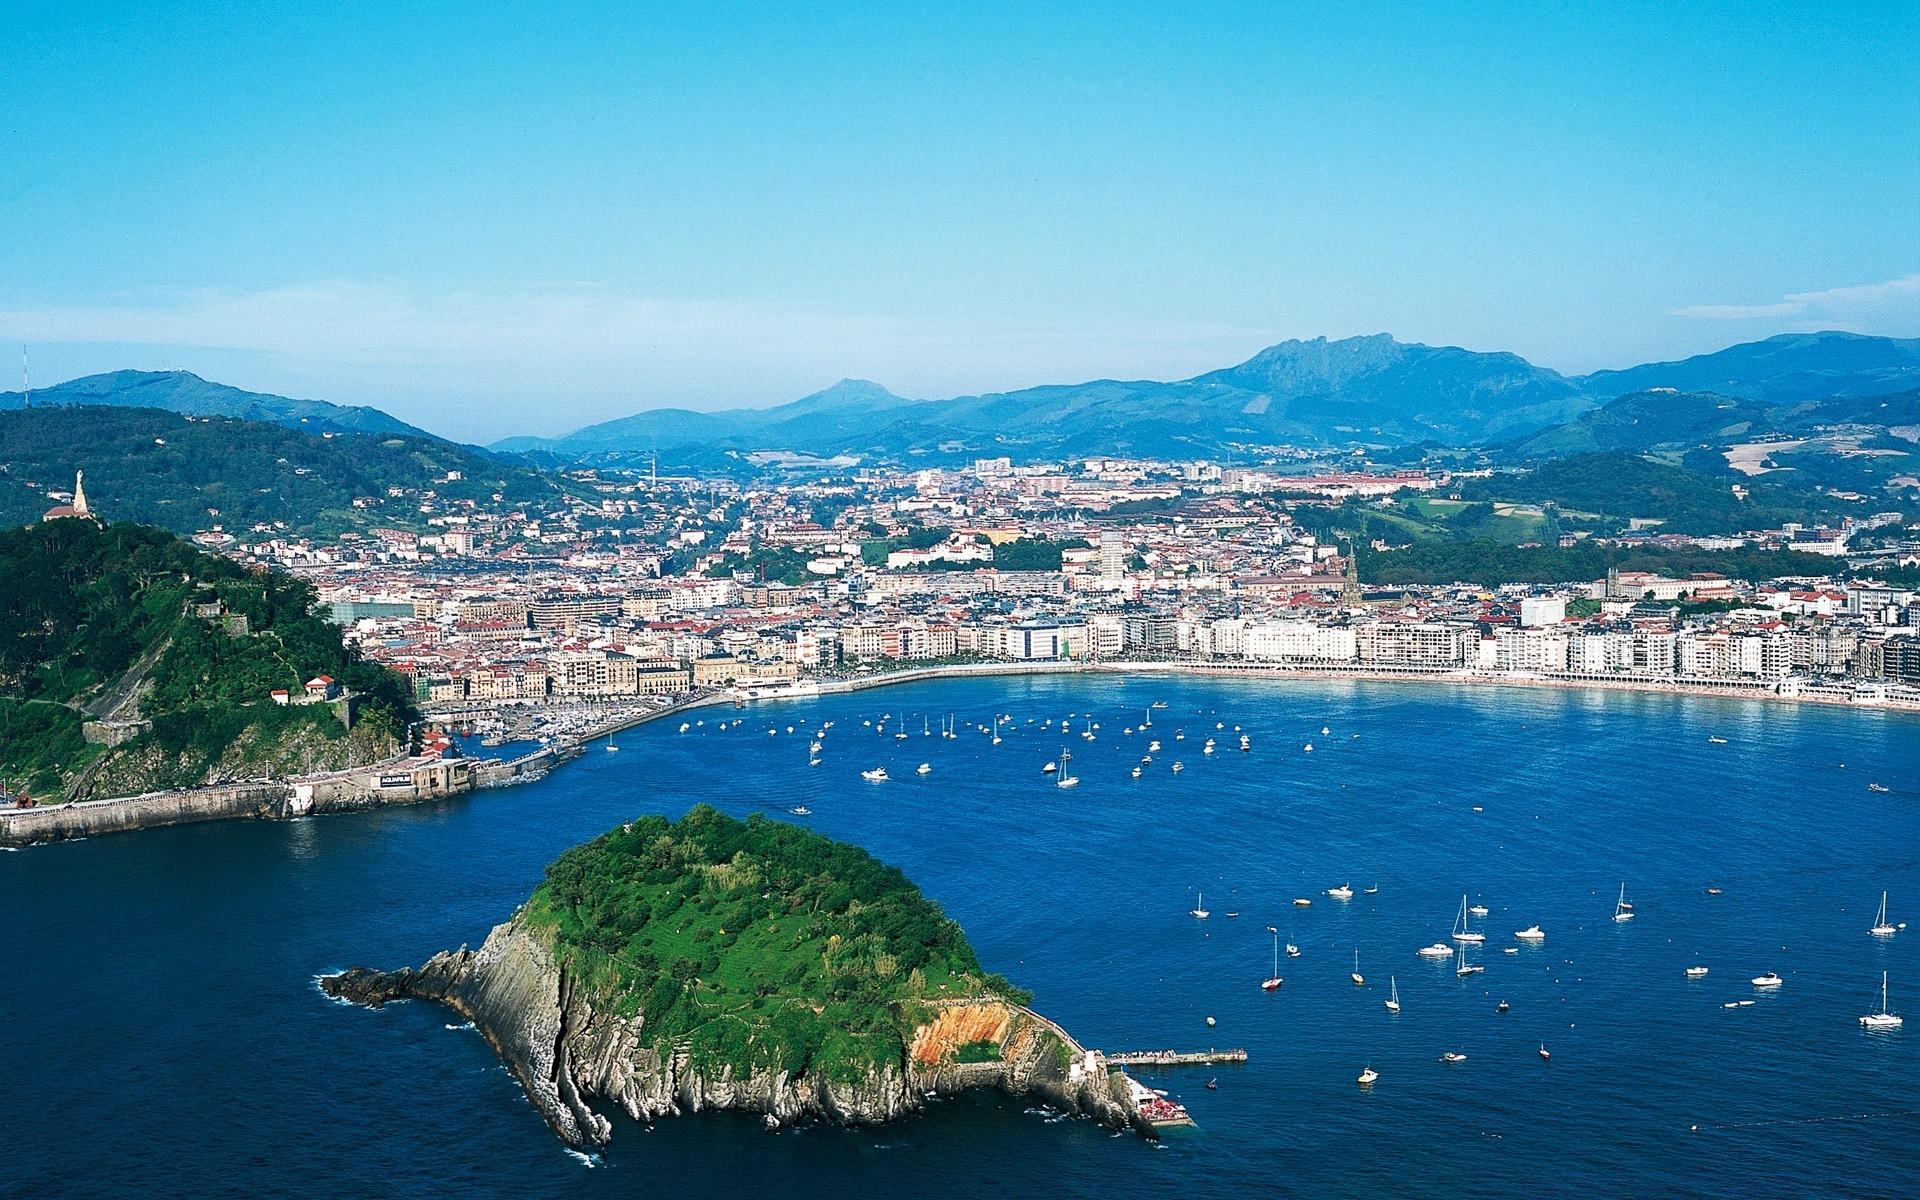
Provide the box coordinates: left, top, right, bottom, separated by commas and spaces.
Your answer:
11, 331, 1919, 469
495, 330, 1920, 467
0, 370, 437, 440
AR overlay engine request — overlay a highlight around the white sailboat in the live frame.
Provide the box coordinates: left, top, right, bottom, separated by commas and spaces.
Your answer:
1385, 976, 1400, 1013
1351, 949, 1365, 985
1451, 895, 1486, 943
1870, 890, 1899, 936
1056, 748, 1079, 788
1454, 944, 1482, 977
1190, 892, 1210, 919
1262, 934, 1283, 991
1612, 883, 1635, 922
1860, 972, 1903, 1029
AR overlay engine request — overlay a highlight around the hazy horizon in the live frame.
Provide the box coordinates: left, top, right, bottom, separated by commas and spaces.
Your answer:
4, 4, 1916, 441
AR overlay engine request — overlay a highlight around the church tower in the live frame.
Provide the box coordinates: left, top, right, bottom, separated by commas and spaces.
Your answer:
72, 470, 91, 520
1341, 540, 1364, 608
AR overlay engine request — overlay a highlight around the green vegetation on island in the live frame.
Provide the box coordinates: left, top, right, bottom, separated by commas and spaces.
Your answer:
525, 805, 1029, 1084
0, 518, 415, 799
0, 406, 569, 540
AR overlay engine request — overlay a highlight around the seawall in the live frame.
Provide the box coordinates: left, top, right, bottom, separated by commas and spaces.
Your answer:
0, 756, 476, 848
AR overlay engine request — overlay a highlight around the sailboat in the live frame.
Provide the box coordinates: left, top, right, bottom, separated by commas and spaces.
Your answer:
1870, 891, 1899, 936
1351, 949, 1365, 985
991, 716, 1003, 745
1385, 977, 1400, 1013
1056, 749, 1079, 788
1451, 895, 1486, 943
1190, 892, 1210, 919
1612, 883, 1635, 922
1860, 972, 1903, 1029
1454, 944, 1483, 977
1262, 934, 1283, 991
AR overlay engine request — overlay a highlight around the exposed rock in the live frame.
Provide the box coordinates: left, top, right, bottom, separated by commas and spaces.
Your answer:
322, 914, 1134, 1147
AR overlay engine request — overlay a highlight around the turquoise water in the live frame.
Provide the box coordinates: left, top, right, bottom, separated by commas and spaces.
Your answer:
4, 676, 1917, 1198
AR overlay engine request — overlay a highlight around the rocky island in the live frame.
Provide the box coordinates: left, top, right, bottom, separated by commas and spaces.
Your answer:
323, 806, 1136, 1145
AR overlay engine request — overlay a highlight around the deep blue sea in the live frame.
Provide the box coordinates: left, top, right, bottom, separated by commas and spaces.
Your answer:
4, 676, 1917, 1199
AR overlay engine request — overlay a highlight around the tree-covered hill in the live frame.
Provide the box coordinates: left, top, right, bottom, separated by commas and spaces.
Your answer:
0, 406, 568, 539
527, 805, 1029, 1083
0, 519, 416, 798
1459, 452, 1825, 533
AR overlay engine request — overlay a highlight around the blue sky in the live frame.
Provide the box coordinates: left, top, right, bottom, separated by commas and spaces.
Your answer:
2, 2, 1916, 440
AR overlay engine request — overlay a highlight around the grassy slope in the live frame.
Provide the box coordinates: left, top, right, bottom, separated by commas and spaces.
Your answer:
527, 806, 1028, 1083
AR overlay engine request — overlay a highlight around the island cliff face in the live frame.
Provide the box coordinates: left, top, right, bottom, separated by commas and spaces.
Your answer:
323, 913, 1134, 1146
323, 807, 1137, 1146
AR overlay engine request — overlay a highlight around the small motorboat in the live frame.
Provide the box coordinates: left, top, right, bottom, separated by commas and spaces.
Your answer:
1706, 887, 1722, 895
1468, 904, 1489, 917
789, 806, 811, 816
1439, 1052, 1467, 1064
1868, 782, 1889, 793
1515, 926, 1545, 941
1357, 1066, 1378, 1086
1496, 1000, 1509, 1013
916, 763, 931, 775
1286, 944, 1301, 958
1130, 767, 1142, 778
1171, 762, 1184, 773
1538, 1045, 1550, 1061
1708, 736, 1728, 744
1041, 761, 1057, 774
1417, 943, 1454, 958
1363, 885, 1379, 894
1326, 884, 1354, 900
1752, 972, 1783, 988
1686, 966, 1710, 978
1294, 898, 1313, 908
861, 767, 889, 782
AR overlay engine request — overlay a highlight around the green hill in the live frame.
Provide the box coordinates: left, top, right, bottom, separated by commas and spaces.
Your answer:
527, 805, 1029, 1083
0, 519, 416, 800
0, 406, 569, 540
1459, 453, 1824, 533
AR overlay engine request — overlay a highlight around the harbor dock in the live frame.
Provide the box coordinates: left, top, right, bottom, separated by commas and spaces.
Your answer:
1107, 1048, 1248, 1067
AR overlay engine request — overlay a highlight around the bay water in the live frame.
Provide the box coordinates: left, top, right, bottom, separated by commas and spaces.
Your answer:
4, 676, 1916, 1198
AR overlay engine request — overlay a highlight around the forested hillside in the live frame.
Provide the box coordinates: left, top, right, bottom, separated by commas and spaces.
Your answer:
0, 519, 415, 799
0, 406, 567, 539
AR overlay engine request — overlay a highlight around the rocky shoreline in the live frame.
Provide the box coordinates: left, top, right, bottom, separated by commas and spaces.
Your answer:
322, 914, 1138, 1146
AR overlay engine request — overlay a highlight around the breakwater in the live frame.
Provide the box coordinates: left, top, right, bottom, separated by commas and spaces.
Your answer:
0, 756, 475, 848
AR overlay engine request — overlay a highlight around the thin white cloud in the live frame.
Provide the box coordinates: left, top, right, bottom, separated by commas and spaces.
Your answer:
1669, 301, 1805, 320
1670, 273, 1920, 333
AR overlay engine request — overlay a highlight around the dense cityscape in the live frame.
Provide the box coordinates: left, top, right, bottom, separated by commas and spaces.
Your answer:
232, 456, 1920, 717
